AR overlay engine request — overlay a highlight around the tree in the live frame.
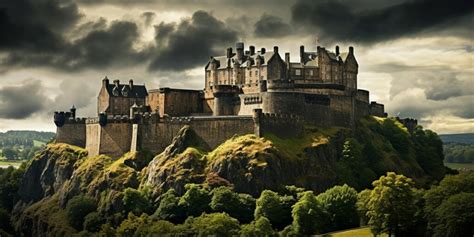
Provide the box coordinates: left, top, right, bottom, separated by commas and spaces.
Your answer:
356, 189, 371, 226
239, 217, 276, 237
1, 148, 17, 160
186, 213, 241, 237
432, 193, 474, 237
366, 172, 418, 236
153, 188, 185, 223
292, 191, 325, 235
178, 184, 211, 217
317, 184, 359, 232
122, 188, 151, 215
83, 212, 104, 233
66, 195, 97, 230
255, 190, 294, 230
424, 172, 474, 236
210, 186, 255, 223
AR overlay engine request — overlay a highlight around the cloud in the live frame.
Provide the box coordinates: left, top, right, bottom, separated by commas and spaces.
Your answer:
291, 0, 474, 44
254, 14, 292, 38
148, 11, 238, 71
0, 80, 52, 119
0, 0, 81, 51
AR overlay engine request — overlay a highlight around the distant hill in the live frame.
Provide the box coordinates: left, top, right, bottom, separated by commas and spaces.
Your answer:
0, 130, 55, 148
439, 133, 474, 144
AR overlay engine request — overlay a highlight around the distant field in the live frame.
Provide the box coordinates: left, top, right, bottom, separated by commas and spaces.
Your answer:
0, 160, 24, 168
445, 162, 474, 171
33, 140, 47, 147
439, 133, 474, 144
324, 227, 388, 237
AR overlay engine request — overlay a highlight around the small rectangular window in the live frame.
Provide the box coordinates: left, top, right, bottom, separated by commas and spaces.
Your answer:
250, 71, 252, 76
295, 69, 301, 76
309, 70, 313, 76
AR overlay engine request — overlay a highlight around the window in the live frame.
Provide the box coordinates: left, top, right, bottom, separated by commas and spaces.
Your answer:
309, 70, 313, 76
255, 70, 258, 76
250, 71, 252, 76
295, 69, 301, 76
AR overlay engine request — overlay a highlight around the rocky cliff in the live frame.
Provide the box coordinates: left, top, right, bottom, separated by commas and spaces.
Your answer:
11, 116, 446, 236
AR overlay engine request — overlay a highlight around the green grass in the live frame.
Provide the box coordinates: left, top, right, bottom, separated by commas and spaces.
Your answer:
33, 140, 46, 147
0, 159, 25, 167
324, 227, 388, 237
444, 162, 474, 171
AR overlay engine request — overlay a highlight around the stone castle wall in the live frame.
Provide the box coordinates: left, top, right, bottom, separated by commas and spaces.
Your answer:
55, 121, 86, 148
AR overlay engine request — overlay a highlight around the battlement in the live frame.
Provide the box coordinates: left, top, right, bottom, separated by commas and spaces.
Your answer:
396, 117, 418, 133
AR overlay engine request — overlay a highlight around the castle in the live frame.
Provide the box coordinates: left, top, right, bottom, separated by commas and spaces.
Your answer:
55, 42, 402, 158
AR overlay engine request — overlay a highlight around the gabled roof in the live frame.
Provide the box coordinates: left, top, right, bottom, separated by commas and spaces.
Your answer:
205, 51, 278, 70
106, 83, 148, 98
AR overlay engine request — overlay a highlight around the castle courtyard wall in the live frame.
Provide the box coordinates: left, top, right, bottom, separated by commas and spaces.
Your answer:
56, 123, 86, 148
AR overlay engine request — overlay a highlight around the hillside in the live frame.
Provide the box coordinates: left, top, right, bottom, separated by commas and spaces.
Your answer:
0, 130, 55, 147
8, 116, 448, 236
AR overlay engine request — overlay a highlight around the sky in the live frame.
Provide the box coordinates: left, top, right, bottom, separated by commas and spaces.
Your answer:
0, 0, 472, 134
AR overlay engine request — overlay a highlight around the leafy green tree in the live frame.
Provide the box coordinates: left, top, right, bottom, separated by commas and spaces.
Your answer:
122, 188, 151, 215
1, 147, 17, 160
317, 184, 359, 232
292, 191, 325, 235
179, 184, 211, 217
366, 172, 418, 236
66, 195, 97, 230
116, 213, 149, 237
424, 172, 474, 236
432, 192, 474, 237
210, 186, 255, 223
255, 190, 294, 230
83, 212, 104, 233
239, 217, 276, 237
153, 188, 185, 223
356, 189, 371, 226
186, 212, 240, 237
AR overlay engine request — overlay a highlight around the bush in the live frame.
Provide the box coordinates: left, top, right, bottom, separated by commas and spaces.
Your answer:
210, 186, 255, 223
317, 184, 359, 232
239, 217, 275, 237
66, 195, 97, 230
255, 190, 294, 230
122, 188, 151, 216
292, 191, 325, 235
83, 212, 103, 233
186, 212, 240, 237
153, 188, 185, 223
178, 184, 211, 217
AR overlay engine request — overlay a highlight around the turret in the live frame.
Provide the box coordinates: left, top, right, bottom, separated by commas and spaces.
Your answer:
260, 47, 266, 54
300, 45, 305, 63
349, 46, 354, 55
273, 46, 279, 54
226, 47, 233, 58
249, 45, 255, 55
236, 42, 244, 60
70, 105, 76, 119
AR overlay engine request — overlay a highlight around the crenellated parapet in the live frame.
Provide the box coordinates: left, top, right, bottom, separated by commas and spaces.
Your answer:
396, 117, 418, 133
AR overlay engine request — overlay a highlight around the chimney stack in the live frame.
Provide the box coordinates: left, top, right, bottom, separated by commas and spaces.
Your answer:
273, 46, 279, 54
113, 80, 120, 87
335, 45, 340, 56
349, 46, 354, 54
226, 47, 233, 58
236, 42, 244, 60
261, 47, 266, 54
70, 105, 76, 119
129, 79, 134, 88
285, 52, 290, 64
300, 45, 305, 63
249, 46, 255, 55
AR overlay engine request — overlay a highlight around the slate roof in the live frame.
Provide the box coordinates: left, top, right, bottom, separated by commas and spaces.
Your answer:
106, 83, 148, 98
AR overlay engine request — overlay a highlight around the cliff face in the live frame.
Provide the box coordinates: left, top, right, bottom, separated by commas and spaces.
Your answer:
12, 117, 446, 236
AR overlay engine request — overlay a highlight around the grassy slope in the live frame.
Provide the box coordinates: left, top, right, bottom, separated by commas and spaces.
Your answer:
324, 227, 388, 237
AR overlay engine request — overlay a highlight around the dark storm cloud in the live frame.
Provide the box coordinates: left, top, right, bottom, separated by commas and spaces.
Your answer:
0, 0, 81, 51
291, 0, 474, 43
0, 80, 51, 119
254, 14, 292, 38
148, 11, 238, 71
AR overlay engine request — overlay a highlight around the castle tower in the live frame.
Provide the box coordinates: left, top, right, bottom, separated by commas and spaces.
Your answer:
213, 85, 238, 116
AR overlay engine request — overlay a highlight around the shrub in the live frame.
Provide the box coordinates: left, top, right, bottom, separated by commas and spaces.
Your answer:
210, 186, 255, 223
83, 212, 104, 233
186, 212, 240, 237
153, 188, 185, 223
255, 190, 294, 230
292, 191, 325, 235
239, 217, 276, 237
66, 195, 97, 230
317, 184, 359, 232
122, 188, 151, 215
179, 184, 211, 217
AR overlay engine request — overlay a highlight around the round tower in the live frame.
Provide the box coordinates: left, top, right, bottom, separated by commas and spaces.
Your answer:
213, 85, 238, 116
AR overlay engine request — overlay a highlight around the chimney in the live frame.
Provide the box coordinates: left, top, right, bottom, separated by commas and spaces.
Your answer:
249, 46, 255, 55
335, 45, 340, 56
129, 79, 134, 88
245, 50, 250, 55
236, 42, 244, 60
300, 45, 305, 63
113, 80, 120, 87
70, 105, 76, 119
349, 46, 354, 54
226, 47, 233, 58
102, 76, 109, 87
261, 47, 266, 54
273, 46, 279, 54
285, 52, 290, 64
